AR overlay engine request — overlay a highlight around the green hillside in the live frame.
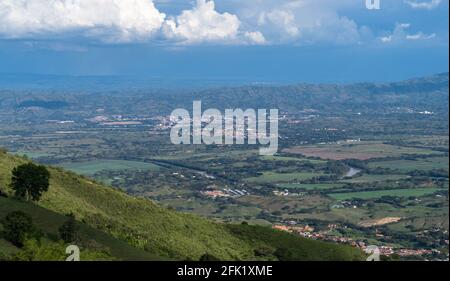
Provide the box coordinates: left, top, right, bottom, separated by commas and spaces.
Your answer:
0, 197, 163, 261
0, 150, 364, 261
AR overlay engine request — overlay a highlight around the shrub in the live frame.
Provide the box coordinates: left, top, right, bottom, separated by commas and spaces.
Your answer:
59, 213, 80, 243
254, 246, 274, 257
1, 211, 36, 247
274, 247, 295, 261
12, 239, 66, 261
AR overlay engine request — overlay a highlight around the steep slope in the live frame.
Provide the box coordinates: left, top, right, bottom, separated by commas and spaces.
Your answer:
0, 151, 365, 261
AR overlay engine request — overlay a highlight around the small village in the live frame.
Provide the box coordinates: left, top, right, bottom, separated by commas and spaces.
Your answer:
272, 223, 444, 259
202, 188, 250, 198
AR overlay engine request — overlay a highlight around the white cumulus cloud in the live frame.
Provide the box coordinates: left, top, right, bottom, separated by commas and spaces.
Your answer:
162, 0, 240, 44
0, 0, 166, 43
258, 9, 300, 39
0, 0, 264, 45
244, 31, 266, 45
239, 0, 362, 45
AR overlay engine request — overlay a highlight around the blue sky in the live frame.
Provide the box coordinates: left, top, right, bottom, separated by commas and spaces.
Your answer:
0, 0, 448, 84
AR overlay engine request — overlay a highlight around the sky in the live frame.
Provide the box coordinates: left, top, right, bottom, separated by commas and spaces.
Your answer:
0, 0, 448, 84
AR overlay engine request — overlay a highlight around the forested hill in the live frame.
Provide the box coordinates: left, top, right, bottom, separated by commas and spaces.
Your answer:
0, 73, 447, 116
188, 73, 449, 114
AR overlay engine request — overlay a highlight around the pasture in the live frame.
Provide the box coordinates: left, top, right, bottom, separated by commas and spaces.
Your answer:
261, 155, 326, 164
368, 157, 449, 173
283, 142, 440, 160
329, 188, 442, 200
245, 171, 324, 184
340, 174, 410, 183
276, 183, 345, 190
15, 151, 51, 159
58, 160, 161, 175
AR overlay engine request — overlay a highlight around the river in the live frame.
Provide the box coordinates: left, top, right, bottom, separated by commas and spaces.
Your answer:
344, 166, 361, 178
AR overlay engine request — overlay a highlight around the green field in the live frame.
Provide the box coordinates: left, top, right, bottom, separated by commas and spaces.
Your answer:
340, 174, 410, 183
58, 160, 161, 175
246, 171, 324, 184
15, 151, 51, 159
329, 188, 442, 200
261, 155, 326, 164
284, 141, 441, 160
276, 183, 344, 190
368, 157, 449, 173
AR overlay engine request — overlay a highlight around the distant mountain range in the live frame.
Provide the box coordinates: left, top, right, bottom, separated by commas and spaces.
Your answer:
185, 72, 449, 114
0, 72, 448, 93
0, 73, 448, 121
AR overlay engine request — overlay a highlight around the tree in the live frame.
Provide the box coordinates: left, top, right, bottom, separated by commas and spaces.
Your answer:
59, 213, 79, 243
1, 211, 35, 246
11, 163, 50, 201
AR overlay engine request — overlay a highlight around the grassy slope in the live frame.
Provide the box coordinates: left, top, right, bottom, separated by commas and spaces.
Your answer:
0, 151, 364, 261
0, 197, 162, 261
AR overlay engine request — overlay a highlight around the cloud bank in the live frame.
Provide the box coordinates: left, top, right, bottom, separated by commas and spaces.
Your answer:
0, 0, 264, 45
0, 0, 445, 46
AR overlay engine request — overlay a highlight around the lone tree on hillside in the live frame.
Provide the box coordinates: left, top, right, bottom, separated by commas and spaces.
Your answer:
59, 213, 79, 243
1, 211, 35, 246
11, 163, 50, 201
